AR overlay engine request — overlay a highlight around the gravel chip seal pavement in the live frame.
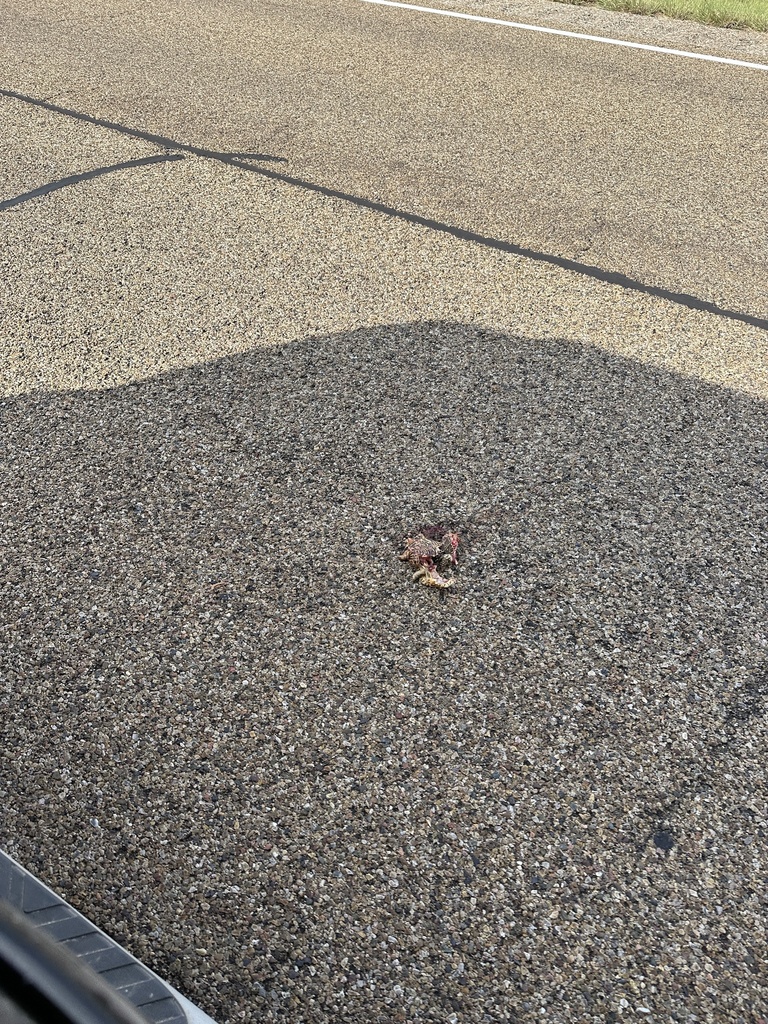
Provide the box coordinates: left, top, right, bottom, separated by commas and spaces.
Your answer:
2, 323, 767, 1022
1, 2, 767, 1022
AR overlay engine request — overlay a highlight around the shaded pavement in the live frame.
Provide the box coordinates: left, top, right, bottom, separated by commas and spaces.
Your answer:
1, 322, 767, 1021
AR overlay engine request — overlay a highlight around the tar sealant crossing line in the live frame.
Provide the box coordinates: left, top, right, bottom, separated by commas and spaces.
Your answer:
360, 0, 768, 71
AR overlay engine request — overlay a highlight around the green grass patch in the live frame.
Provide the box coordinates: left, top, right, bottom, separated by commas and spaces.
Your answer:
553, 0, 768, 30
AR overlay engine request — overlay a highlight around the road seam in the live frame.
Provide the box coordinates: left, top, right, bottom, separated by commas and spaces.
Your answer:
2, 87, 765, 331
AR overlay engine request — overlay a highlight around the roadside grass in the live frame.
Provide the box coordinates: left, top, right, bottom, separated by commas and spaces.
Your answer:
553, 0, 768, 30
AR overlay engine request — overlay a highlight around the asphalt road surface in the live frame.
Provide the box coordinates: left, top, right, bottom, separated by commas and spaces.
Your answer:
1, 1, 767, 1022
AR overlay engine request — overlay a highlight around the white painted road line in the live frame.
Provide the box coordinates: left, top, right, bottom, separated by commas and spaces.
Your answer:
360, 0, 768, 71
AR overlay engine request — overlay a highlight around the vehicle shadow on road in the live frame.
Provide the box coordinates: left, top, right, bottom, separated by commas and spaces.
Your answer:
1, 321, 767, 1021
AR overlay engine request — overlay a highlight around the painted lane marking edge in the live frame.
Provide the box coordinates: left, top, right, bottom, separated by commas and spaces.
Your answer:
360, 0, 768, 71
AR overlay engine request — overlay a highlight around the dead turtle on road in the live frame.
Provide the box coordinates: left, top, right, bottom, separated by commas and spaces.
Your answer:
399, 526, 460, 589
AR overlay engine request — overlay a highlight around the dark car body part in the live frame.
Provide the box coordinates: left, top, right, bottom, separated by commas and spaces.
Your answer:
0, 850, 216, 1024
